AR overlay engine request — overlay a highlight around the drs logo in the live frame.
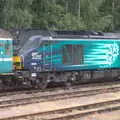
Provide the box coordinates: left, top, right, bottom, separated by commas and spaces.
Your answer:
106, 43, 119, 65
31, 52, 42, 60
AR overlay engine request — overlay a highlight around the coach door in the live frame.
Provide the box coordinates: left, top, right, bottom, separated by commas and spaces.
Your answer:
0, 41, 4, 62
43, 41, 52, 71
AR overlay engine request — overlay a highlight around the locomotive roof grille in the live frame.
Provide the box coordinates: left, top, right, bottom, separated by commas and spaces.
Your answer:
11, 29, 120, 40
49, 30, 120, 39
51, 30, 104, 36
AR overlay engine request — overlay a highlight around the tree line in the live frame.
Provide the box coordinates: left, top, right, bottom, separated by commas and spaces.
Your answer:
0, 0, 120, 32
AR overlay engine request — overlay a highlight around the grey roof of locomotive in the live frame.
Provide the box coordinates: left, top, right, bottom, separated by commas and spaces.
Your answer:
49, 31, 120, 39
12, 30, 120, 45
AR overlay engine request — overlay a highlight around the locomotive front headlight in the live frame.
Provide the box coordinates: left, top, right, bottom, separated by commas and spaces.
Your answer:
13, 56, 23, 70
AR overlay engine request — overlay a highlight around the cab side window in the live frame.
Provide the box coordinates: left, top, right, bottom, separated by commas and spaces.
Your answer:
5, 40, 12, 56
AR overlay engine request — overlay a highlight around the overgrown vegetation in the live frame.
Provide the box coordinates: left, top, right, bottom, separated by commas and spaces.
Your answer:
0, 0, 120, 31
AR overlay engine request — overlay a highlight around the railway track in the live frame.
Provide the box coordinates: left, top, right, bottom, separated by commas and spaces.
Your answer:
1, 92, 120, 120
0, 81, 120, 109
26, 98, 120, 120
0, 80, 119, 100
0, 80, 119, 97
0, 81, 120, 120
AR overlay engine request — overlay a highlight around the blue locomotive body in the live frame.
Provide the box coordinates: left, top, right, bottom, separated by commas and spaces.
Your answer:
20, 38, 120, 73
16, 31, 120, 89
1, 29, 120, 89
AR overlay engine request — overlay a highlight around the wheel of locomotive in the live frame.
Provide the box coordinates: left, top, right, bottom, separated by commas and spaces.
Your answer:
65, 72, 78, 87
35, 76, 48, 89
65, 77, 73, 88
80, 71, 91, 83
65, 80, 72, 87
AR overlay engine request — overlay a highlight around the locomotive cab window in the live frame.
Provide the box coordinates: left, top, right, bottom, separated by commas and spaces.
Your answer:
63, 45, 83, 65
19, 37, 42, 55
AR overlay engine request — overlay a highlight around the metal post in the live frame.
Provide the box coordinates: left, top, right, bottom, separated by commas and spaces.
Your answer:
78, 0, 80, 18
112, 0, 115, 31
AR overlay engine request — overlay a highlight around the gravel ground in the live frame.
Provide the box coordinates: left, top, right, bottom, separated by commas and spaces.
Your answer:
16, 110, 120, 120
14, 110, 120, 120
5, 91, 120, 120
76, 110, 120, 120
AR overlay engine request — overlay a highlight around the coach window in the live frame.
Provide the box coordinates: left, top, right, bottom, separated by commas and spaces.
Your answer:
0, 43, 4, 56
5, 40, 12, 56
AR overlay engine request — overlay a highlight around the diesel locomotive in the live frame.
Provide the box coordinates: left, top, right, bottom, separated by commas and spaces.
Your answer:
1, 29, 120, 89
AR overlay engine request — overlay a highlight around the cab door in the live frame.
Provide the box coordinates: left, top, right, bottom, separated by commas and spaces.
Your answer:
42, 41, 52, 71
